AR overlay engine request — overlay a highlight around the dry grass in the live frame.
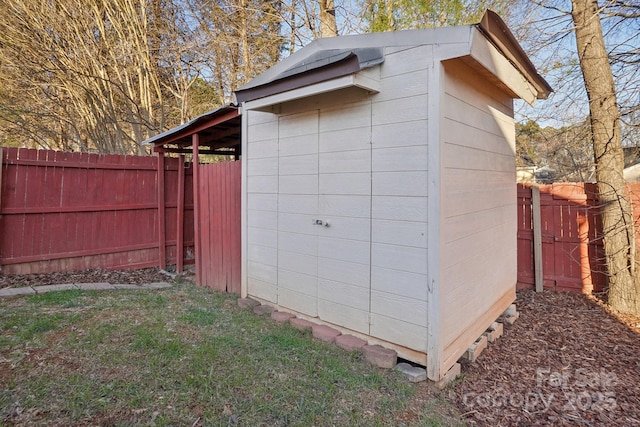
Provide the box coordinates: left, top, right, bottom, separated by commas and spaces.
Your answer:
0, 284, 462, 426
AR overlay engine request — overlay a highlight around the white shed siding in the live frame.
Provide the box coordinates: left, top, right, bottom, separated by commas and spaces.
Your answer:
246, 110, 279, 303
317, 101, 372, 334
439, 59, 517, 367
242, 30, 534, 371
277, 110, 320, 316
369, 46, 430, 351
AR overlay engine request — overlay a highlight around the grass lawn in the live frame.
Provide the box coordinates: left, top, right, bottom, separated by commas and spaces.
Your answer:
0, 284, 462, 426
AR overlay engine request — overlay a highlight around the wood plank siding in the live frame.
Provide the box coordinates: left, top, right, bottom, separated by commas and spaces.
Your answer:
370, 45, 430, 351
438, 59, 517, 370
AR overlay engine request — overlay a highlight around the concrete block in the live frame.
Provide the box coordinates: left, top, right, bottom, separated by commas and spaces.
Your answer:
463, 335, 488, 363
237, 298, 259, 309
363, 344, 397, 369
77, 282, 115, 291
271, 311, 295, 323
112, 284, 142, 290
0, 287, 36, 297
34, 284, 78, 293
312, 324, 341, 343
253, 304, 275, 316
141, 282, 172, 289
433, 363, 461, 390
396, 362, 427, 383
290, 318, 315, 331
504, 304, 517, 317
335, 334, 367, 352
504, 311, 520, 325
484, 322, 504, 343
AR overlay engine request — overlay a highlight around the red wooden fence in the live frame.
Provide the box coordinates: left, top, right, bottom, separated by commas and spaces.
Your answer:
517, 182, 640, 293
0, 147, 194, 274
4, 146, 639, 297
195, 161, 241, 293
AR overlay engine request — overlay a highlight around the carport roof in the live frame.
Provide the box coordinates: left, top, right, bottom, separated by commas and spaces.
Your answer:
141, 105, 241, 155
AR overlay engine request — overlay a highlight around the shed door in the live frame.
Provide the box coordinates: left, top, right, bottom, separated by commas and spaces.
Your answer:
277, 103, 373, 335
277, 111, 320, 316
317, 103, 372, 334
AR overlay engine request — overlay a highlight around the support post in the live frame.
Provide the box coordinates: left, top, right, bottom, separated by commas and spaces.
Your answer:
157, 152, 166, 270
0, 148, 3, 273
176, 155, 185, 273
192, 134, 202, 286
532, 186, 544, 292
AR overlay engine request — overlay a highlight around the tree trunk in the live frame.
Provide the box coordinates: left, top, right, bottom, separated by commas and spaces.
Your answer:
571, 0, 640, 314
319, 0, 338, 37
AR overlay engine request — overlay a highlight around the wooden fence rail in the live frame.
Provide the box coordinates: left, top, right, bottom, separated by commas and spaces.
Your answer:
517, 182, 640, 293
0, 147, 194, 274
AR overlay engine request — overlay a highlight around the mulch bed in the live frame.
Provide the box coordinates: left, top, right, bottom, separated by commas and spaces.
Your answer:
0, 268, 172, 289
447, 290, 640, 426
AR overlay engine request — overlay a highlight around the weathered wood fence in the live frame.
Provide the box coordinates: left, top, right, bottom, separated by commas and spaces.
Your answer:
517, 182, 640, 293
0, 147, 195, 274
4, 146, 640, 296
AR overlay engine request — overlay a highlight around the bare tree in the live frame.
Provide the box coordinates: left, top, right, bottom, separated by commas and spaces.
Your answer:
0, 0, 167, 154
362, 0, 511, 31
319, 0, 338, 37
571, 0, 639, 313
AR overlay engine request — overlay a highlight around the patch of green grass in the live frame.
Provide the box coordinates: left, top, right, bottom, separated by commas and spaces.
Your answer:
0, 284, 463, 426
26, 289, 89, 307
130, 323, 185, 360
178, 306, 220, 325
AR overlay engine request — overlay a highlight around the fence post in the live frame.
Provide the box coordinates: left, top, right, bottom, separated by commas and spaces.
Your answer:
157, 153, 166, 270
0, 147, 3, 215
532, 186, 544, 292
176, 155, 185, 273
0, 147, 3, 273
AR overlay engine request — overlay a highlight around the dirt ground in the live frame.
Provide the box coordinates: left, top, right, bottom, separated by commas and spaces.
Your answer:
1, 268, 639, 426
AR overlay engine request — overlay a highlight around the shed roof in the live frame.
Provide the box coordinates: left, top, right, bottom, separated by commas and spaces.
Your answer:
235, 10, 551, 105
141, 11, 551, 151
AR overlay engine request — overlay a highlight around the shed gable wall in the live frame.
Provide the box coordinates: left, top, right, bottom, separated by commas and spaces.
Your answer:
439, 59, 517, 370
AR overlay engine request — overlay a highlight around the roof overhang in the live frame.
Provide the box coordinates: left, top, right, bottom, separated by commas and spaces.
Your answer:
235, 47, 384, 105
475, 10, 553, 102
141, 105, 241, 155
242, 71, 380, 111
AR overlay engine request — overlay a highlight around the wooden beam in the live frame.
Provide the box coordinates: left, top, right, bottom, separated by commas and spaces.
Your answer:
532, 186, 544, 292
154, 147, 237, 155
157, 153, 167, 270
176, 155, 185, 273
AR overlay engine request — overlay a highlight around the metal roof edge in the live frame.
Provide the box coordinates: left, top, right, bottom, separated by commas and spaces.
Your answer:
476, 10, 553, 99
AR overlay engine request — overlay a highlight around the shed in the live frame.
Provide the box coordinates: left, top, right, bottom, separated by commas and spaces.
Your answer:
237, 10, 551, 381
